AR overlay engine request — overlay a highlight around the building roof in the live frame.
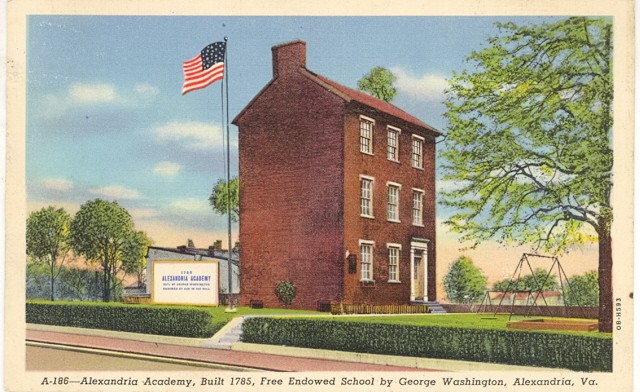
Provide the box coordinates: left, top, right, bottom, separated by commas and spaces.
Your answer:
233, 40, 442, 137
307, 71, 440, 136
146, 245, 239, 262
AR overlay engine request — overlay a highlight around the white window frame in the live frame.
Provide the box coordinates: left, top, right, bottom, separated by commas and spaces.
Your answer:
387, 243, 402, 283
359, 240, 375, 282
359, 116, 375, 155
412, 188, 425, 227
387, 125, 401, 162
411, 135, 424, 169
386, 181, 401, 223
360, 175, 375, 218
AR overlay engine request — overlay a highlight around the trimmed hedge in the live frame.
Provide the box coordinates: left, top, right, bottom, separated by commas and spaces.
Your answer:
241, 318, 612, 372
26, 301, 217, 338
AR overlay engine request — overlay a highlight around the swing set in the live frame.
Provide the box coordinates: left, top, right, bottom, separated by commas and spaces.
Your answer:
476, 253, 591, 321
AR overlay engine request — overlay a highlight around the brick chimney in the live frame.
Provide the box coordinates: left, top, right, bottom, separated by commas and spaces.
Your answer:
272, 40, 306, 78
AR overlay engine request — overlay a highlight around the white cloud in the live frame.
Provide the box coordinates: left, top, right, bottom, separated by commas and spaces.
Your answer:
88, 184, 142, 200
39, 177, 74, 191
153, 161, 182, 177
151, 121, 226, 151
170, 198, 210, 213
69, 83, 118, 104
38, 82, 153, 119
391, 67, 448, 103
134, 83, 160, 97
128, 207, 161, 220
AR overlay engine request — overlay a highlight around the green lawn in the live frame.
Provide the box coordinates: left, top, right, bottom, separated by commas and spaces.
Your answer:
290, 313, 612, 338
202, 305, 319, 324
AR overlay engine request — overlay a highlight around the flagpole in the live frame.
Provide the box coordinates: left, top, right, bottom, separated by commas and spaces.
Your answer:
223, 36, 236, 312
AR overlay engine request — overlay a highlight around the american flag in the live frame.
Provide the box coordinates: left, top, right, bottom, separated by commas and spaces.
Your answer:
182, 41, 226, 95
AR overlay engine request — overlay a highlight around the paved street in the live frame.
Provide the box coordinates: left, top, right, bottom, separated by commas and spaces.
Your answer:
27, 344, 249, 371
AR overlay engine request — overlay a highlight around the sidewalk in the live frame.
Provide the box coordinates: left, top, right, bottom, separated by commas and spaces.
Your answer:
26, 323, 561, 372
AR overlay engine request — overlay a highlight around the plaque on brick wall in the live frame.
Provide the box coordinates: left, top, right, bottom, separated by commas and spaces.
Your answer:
348, 254, 357, 274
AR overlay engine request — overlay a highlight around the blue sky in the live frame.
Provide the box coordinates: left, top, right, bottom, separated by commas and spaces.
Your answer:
27, 15, 569, 253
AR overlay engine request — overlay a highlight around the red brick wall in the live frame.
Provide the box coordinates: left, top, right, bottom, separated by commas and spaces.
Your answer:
342, 103, 438, 305
237, 69, 346, 310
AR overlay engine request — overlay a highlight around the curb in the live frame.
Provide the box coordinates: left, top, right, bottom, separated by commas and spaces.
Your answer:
229, 342, 562, 372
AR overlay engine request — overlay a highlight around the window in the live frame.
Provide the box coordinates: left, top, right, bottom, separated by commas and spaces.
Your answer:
411, 135, 424, 169
360, 176, 374, 218
387, 126, 400, 161
412, 189, 424, 226
359, 240, 374, 281
387, 244, 401, 282
360, 116, 375, 155
386, 182, 401, 222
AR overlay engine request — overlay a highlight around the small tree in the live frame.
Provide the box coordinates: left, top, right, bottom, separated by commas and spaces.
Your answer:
565, 270, 599, 306
209, 176, 239, 222
357, 66, 397, 102
122, 230, 152, 288
26, 206, 72, 301
275, 280, 296, 306
442, 256, 487, 303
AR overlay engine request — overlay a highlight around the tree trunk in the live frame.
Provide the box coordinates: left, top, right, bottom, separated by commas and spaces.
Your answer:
103, 264, 110, 302
598, 228, 613, 332
50, 262, 55, 302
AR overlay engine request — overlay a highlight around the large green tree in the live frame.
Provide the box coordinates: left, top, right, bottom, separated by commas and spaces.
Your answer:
443, 256, 488, 303
26, 206, 71, 301
357, 66, 397, 102
70, 199, 144, 301
441, 17, 613, 331
209, 176, 239, 222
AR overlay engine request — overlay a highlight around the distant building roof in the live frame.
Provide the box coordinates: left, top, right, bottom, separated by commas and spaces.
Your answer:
490, 291, 562, 301
146, 245, 239, 263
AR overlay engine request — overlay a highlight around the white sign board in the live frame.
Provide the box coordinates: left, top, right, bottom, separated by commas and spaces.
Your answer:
152, 260, 219, 306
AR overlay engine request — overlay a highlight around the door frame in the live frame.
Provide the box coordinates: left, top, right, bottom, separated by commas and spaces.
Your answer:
410, 240, 429, 301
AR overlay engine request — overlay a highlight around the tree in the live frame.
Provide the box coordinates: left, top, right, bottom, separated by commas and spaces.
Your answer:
441, 17, 613, 331
26, 206, 71, 301
565, 270, 599, 306
70, 199, 142, 302
443, 256, 488, 303
357, 66, 397, 102
122, 230, 152, 288
209, 176, 239, 222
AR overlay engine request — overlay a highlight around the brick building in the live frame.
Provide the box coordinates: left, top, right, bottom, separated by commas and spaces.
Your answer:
233, 40, 440, 310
